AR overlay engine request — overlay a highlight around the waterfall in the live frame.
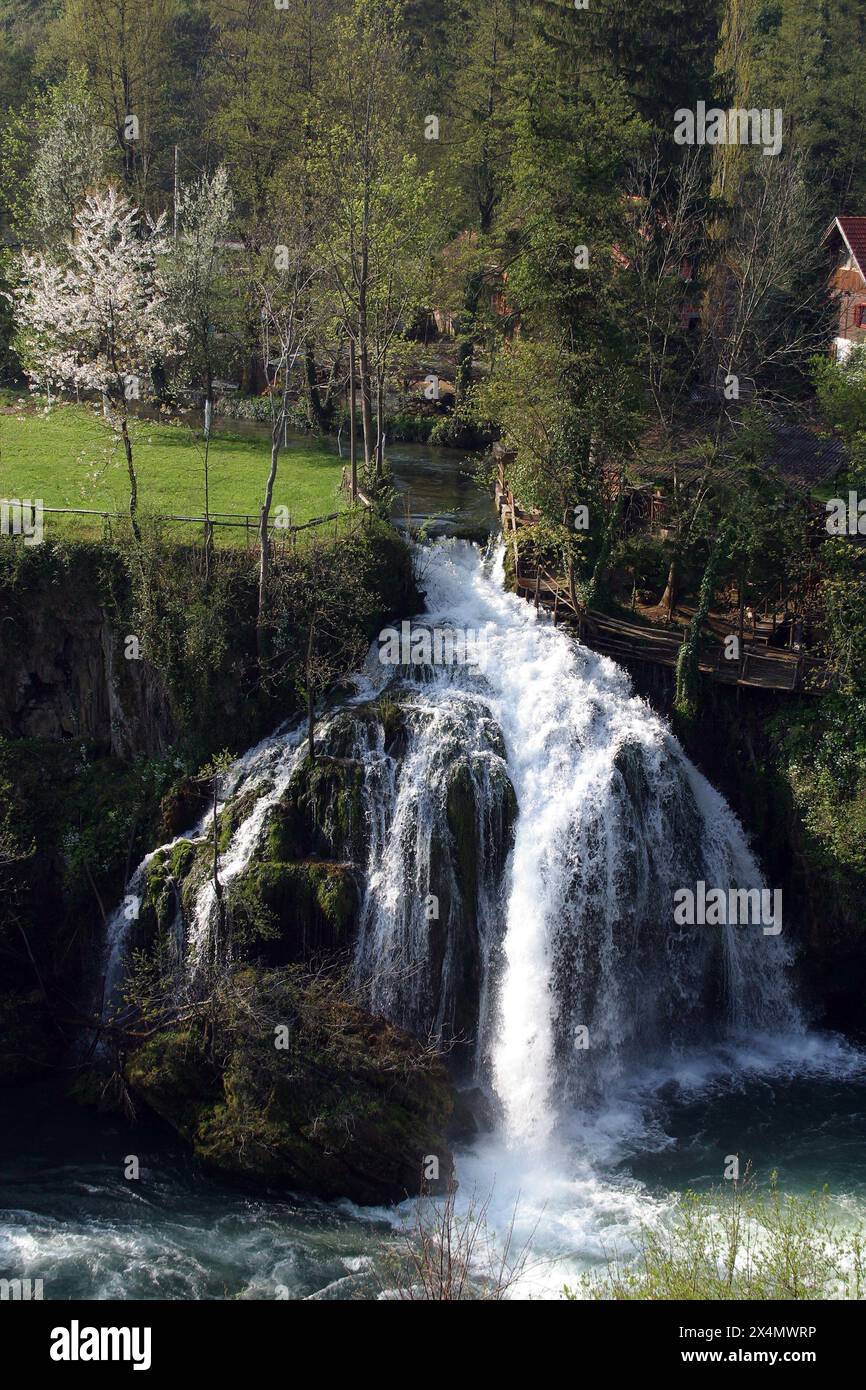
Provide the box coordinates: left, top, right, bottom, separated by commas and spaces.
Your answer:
362, 541, 800, 1144
103, 538, 801, 1153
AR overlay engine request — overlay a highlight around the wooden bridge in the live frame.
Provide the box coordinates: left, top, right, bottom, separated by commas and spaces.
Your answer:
495, 454, 821, 695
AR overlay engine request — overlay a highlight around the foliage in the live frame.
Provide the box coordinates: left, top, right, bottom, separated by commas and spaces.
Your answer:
163, 165, 236, 400
12, 186, 182, 400
122, 963, 455, 1204
814, 540, 866, 695
0, 69, 110, 249
772, 692, 866, 879
674, 529, 726, 720
571, 1178, 866, 1301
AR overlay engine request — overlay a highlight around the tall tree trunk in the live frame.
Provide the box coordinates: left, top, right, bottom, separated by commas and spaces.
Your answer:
120, 415, 141, 543
258, 432, 281, 659
304, 342, 329, 430
375, 375, 385, 477
661, 553, 679, 619
455, 268, 484, 403
738, 565, 746, 671
357, 332, 374, 473
349, 339, 358, 503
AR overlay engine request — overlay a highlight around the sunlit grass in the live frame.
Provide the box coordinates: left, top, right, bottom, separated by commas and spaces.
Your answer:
0, 396, 346, 544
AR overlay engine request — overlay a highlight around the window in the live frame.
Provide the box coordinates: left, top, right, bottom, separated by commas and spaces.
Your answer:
855, 304, 866, 329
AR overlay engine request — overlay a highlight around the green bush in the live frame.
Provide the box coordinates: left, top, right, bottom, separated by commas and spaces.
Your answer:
570, 1180, 866, 1301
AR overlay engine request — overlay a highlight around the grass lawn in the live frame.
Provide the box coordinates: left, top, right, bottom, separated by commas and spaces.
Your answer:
0, 396, 347, 544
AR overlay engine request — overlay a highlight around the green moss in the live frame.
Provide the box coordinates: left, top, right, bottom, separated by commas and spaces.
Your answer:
314, 866, 358, 934
241, 860, 360, 962
263, 795, 308, 862
263, 756, 367, 865
169, 839, 196, 882
373, 696, 407, 754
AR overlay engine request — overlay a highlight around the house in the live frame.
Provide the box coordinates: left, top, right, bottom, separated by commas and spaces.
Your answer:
428, 230, 516, 341
824, 216, 866, 361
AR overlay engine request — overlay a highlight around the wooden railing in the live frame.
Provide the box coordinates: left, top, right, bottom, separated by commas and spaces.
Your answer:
495, 447, 821, 695
513, 559, 817, 694
29, 497, 372, 547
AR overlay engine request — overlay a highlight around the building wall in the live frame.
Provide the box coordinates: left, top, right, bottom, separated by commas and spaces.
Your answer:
831, 255, 866, 358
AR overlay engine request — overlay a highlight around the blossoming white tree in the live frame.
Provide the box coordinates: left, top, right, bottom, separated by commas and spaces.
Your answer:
12, 186, 184, 541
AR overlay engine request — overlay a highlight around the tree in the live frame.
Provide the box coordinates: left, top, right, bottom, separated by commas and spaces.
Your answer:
47, 0, 178, 198
12, 186, 184, 540
164, 164, 236, 404
248, 215, 320, 650
267, 534, 379, 764
443, 0, 523, 400
626, 142, 828, 614
0, 71, 111, 250
313, 0, 439, 483
474, 337, 640, 605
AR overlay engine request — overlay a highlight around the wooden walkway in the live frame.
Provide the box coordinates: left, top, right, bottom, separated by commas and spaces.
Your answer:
493, 452, 819, 694
513, 566, 813, 691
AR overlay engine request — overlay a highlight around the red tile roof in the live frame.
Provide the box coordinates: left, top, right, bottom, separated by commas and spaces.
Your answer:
835, 217, 866, 278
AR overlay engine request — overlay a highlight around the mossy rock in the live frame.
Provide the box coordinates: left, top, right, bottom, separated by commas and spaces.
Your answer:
263, 756, 367, 864
126, 966, 455, 1204
160, 778, 206, 839
426, 756, 518, 1047
240, 860, 360, 963
216, 780, 272, 854
135, 838, 199, 944
371, 697, 408, 756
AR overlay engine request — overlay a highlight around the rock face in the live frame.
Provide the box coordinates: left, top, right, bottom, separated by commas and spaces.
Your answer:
0, 552, 174, 759
126, 967, 455, 1205
117, 692, 515, 1198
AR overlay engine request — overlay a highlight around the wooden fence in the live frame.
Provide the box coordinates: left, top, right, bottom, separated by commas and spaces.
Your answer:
512, 562, 818, 692
35, 496, 371, 548
494, 441, 825, 697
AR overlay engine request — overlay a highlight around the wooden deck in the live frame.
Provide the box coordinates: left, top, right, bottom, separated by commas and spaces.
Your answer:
493, 452, 819, 694
513, 568, 813, 691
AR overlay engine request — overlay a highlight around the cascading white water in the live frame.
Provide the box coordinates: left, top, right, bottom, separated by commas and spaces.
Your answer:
365, 541, 800, 1145
103, 538, 801, 1159
102, 721, 310, 1004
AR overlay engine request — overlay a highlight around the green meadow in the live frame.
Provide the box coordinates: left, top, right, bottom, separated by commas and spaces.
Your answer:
0, 397, 346, 543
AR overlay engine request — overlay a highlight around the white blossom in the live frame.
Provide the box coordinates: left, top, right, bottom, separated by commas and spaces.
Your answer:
13, 185, 185, 406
